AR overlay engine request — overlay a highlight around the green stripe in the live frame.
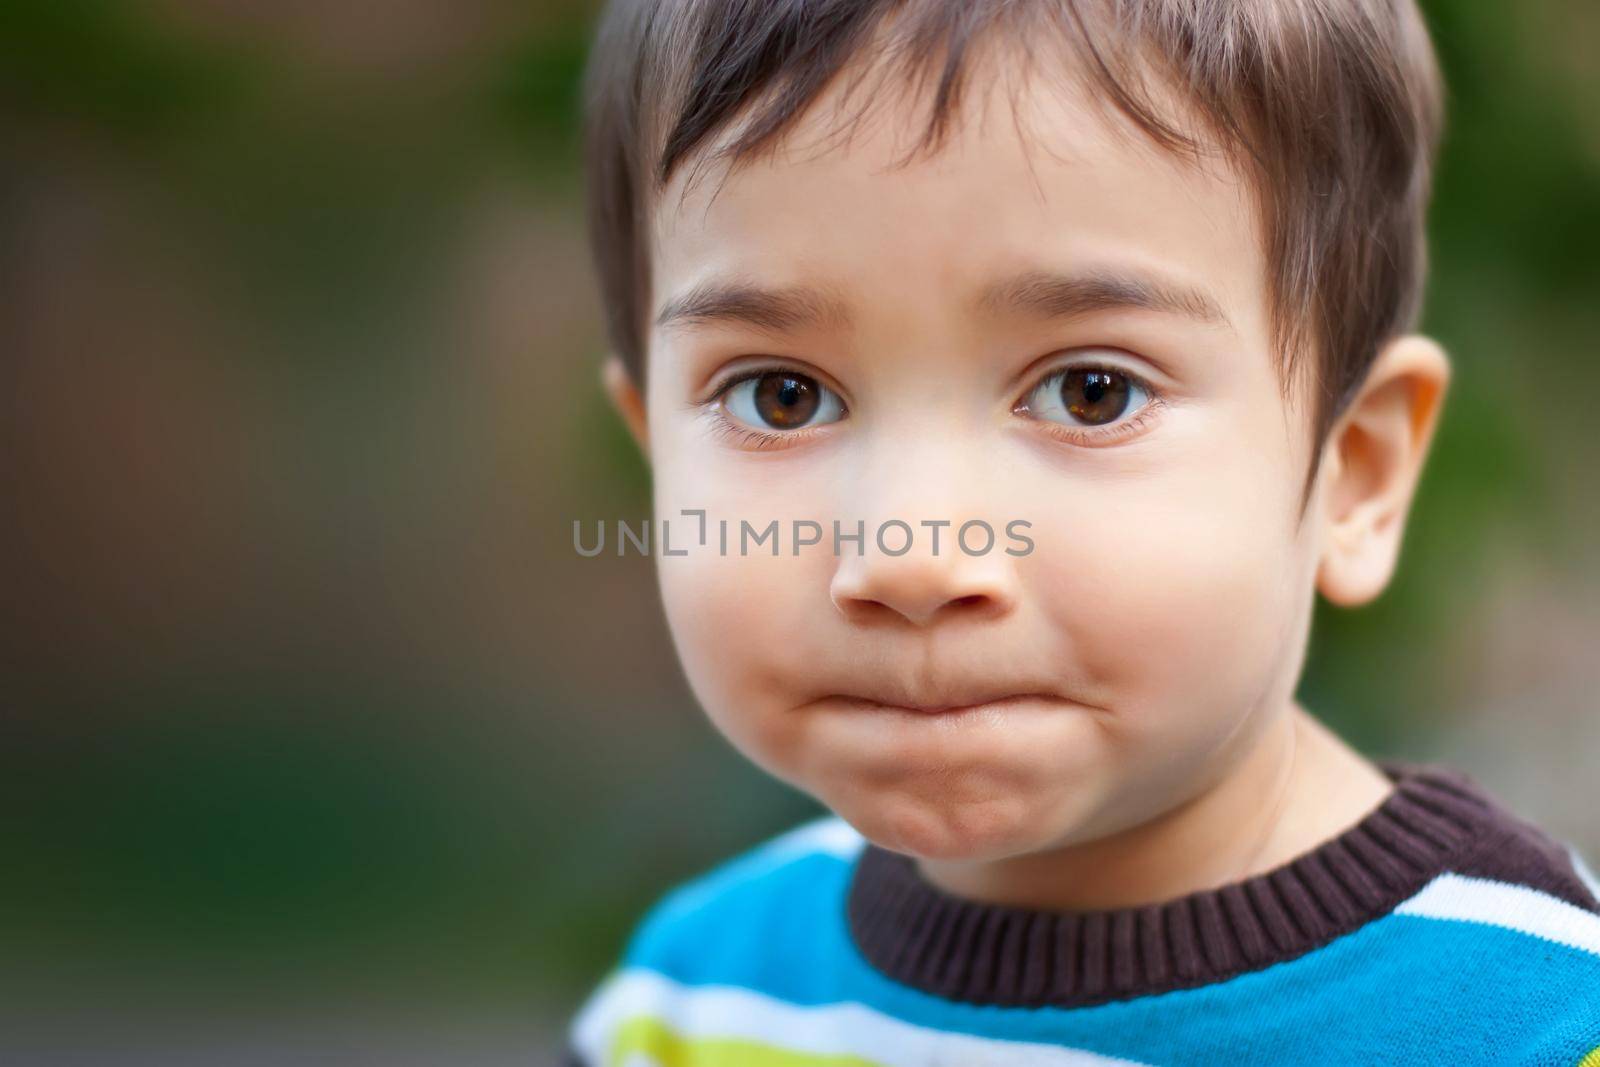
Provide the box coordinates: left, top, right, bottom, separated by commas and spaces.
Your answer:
608, 1014, 888, 1067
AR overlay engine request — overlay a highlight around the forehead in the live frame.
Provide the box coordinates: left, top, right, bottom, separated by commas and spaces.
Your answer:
648, 40, 1270, 356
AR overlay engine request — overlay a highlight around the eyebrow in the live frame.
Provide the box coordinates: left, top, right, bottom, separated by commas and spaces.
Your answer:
653, 267, 1228, 336
654, 278, 854, 336
976, 268, 1228, 326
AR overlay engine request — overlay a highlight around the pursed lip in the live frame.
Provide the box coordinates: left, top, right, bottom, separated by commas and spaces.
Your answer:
816, 692, 1067, 716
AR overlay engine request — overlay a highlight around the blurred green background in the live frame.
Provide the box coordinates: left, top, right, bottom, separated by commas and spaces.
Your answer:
2, 0, 1596, 1059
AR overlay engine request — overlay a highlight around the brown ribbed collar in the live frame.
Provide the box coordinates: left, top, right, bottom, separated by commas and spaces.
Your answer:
845, 758, 1498, 1007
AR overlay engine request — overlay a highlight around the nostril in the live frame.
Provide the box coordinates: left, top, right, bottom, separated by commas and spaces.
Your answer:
842, 598, 895, 621
830, 568, 1018, 626
835, 591, 1003, 626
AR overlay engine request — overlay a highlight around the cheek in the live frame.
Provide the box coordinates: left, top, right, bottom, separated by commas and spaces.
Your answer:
652, 451, 838, 782
1029, 441, 1306, 759
658, 551, 810, 701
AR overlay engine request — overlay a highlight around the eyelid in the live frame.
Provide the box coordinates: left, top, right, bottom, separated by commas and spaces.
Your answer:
705, 367, 766, 404
704, 416, 828, 452
1010, 347, 1162, 405
1025, 398, 1163, 449
699, 359, 850, 410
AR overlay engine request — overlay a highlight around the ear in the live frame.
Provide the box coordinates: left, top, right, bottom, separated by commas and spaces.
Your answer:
1315, 334, 1451, 607
602, 354, 649, 461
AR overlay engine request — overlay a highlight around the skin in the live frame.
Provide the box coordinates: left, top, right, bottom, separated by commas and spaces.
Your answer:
601, 46, 1452, 911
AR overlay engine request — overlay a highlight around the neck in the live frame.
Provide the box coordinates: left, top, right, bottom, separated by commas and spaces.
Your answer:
916, 702, 1394, 911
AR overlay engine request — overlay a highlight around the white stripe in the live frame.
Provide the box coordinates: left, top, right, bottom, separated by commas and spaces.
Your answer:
1394, 871, 1600, 959
1568, 843, 1600, 902
572, 968, 1148, 1067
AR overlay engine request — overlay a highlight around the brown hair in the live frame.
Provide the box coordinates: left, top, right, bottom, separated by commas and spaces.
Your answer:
579, 0, 1444, 506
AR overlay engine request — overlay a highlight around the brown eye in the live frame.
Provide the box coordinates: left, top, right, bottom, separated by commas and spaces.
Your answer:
754, 373, 819, 427
722, 369, 845, 433
1060, 368, 1130, 425
1017, 360, 1154, 436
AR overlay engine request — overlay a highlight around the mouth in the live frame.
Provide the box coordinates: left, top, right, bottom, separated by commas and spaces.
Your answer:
817, 692, 1067, 717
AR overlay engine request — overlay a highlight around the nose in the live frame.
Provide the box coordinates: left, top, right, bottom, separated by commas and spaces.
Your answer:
829, 525, 1021, 626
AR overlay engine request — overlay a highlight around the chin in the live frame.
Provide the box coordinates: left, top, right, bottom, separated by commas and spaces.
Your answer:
848, 790, 1043, 863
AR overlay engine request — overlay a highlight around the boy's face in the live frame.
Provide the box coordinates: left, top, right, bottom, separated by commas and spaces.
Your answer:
632, 64, 1332, 863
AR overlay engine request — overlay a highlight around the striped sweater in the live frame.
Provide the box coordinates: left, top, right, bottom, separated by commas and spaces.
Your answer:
564, 759, 1600, 1065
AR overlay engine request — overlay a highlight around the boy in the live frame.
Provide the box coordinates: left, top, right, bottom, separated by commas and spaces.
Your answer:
564, 0, 1600, 1062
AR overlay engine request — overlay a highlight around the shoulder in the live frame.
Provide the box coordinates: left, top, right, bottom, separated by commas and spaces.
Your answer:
1383, 762, 1600, 1060
618, 811, 866, 973
562, 813, 866, 1065
1402, 759, 1600, 915
640, 812, 865, 925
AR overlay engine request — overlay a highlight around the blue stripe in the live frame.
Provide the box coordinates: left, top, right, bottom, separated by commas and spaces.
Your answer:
625, 850, 1600, 1065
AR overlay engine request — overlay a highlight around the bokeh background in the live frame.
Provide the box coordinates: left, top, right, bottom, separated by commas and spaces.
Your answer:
3, 0, 1596, 1060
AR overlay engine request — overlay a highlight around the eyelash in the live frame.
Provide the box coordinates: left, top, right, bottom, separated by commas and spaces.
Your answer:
705, 416, 819, 452
698, 357, 1164, 450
